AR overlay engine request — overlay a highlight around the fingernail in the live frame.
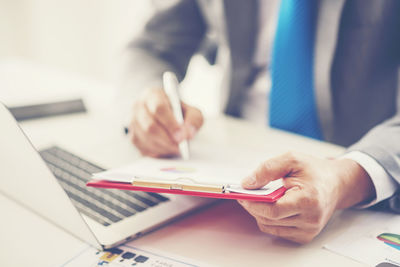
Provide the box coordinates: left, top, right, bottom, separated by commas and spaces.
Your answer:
242, 176, 257, 187
173, 129, 184, 142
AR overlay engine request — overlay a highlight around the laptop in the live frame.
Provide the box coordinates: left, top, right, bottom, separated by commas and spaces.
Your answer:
0, 103, 212, 249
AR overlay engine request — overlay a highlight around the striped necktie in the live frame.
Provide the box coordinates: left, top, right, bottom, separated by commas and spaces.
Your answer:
269, 0, 322, 139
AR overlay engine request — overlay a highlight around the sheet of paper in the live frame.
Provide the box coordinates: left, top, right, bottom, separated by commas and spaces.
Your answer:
60, 244, 213, 267
226, 180, 283, 195
92, 157, 283, 195
93, 158, 251, 185
324, 213, 400, 266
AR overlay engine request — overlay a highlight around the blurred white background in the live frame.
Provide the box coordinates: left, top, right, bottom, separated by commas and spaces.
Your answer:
0, 0, 222, 116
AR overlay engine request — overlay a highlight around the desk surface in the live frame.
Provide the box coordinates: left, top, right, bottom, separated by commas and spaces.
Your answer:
0, 61, 370, 267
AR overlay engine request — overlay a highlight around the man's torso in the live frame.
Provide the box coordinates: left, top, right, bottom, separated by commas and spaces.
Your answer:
196, 0, 400, 147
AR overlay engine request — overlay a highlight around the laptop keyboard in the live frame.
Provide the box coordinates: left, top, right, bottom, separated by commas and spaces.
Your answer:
39, 146, 169, 227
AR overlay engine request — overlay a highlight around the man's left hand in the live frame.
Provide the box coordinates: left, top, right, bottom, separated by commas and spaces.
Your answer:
238, 152, 376, 244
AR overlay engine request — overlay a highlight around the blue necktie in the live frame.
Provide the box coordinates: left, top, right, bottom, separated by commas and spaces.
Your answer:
269, 0, 322, 140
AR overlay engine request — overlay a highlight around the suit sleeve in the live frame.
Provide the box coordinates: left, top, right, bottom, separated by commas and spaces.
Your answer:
347, 113, 400, 213
118, 0, 206, 107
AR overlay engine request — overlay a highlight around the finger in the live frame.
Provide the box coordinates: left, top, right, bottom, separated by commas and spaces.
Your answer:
182, 102, 203, 139
256, 223, 311, 244
129, 124, 159, 158
238, 187, 303, 220
254, 215, 300, 227
142, 104, 181, 151
145, 90, 184, 142
256, 214, 324, 233
239, 200, 300, 221
131, 119, 171, 157
134, 121, 179, 157
242, 152, 299, 189
132, 106, 179, 156
137, 103, 177, 149
257, 223, 298, 238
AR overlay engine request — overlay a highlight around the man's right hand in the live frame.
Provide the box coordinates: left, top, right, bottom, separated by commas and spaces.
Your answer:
129, 88, 204, 158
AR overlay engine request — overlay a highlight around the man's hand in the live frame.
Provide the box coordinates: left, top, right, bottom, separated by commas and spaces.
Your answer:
238, 152, 376, 244
129, 88, 203, 157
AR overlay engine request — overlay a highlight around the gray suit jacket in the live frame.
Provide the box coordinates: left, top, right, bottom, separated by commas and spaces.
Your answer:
123, 0, 400, 211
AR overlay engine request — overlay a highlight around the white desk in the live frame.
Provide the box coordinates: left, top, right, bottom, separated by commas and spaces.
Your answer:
0, 61, 372, 267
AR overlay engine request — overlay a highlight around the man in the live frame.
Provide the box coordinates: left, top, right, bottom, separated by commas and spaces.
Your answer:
120, 0, 400, 244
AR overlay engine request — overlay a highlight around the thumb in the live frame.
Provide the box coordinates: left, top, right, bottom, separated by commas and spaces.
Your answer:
242, 153, 294, 189
182, 102, 203, 139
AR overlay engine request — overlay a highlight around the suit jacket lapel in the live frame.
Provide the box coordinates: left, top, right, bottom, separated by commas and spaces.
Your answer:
313, 0, 345, 142
223, 0, 258, 116
223, 0, 258, 67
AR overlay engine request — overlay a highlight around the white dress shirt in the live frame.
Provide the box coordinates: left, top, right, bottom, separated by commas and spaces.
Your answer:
240, 0, 398, 207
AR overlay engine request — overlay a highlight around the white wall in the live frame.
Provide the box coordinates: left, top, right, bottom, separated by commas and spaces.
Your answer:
0, 0, 153, 82
0, 0, 221, 115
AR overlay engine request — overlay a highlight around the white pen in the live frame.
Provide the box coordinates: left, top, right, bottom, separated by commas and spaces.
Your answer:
162, 71, 190, 160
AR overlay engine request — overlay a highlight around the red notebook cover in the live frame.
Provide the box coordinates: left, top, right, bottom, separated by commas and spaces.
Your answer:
87, 180, 286, 202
